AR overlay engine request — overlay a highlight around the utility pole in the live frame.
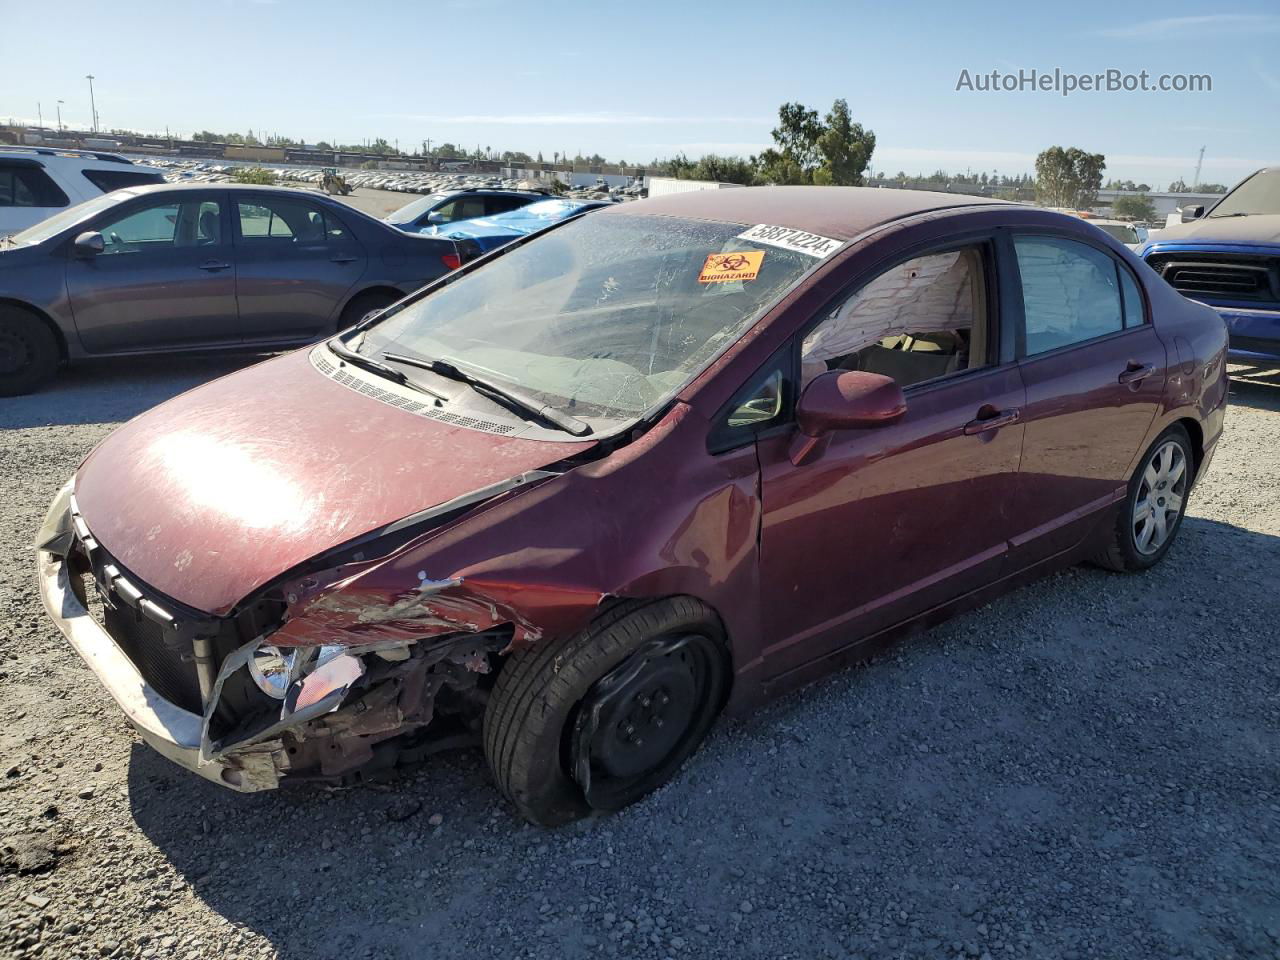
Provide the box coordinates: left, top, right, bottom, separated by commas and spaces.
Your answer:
85, 74, 98, 132
1192, 146, 1205, 190
37, 102, 43, 131
56, 100, 64, 133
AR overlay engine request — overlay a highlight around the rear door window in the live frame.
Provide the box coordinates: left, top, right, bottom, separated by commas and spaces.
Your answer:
1013, 236, 1125, 355
237, 198, 330, 243
81, 169, 166, 193
0, 163, 70, 208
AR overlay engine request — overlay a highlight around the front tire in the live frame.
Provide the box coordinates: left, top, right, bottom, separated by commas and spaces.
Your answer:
0, 308, 59, 397
1093, 426, 1193, 572
483, 598, 729, 826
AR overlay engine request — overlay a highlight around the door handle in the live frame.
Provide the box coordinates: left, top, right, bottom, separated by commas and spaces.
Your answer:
329, 254, 358, 264
1118, 361, 1154, 384
964, 407, 1021, 435
199, 259, 231, 272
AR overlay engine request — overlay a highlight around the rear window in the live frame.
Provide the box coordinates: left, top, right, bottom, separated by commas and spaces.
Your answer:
0, 163, 69, 208
81, 169, 166, 193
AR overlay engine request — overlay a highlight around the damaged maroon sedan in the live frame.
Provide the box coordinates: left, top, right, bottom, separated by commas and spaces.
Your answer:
37, 187, 1227, 825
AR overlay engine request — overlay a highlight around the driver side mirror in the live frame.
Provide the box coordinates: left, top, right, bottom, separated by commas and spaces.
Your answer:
1179, 204, 1205, 223
73, 231, 105, 258
791, 370, 906, 464
426, 211, 446, 225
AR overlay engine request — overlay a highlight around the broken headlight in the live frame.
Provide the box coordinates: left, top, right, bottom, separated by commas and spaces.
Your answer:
247, 644, 353, 702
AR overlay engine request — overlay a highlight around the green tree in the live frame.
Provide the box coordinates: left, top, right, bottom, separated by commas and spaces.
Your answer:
685, 154, 755, 184
1112, 194, 1156, 221
813, 98, 875, 185
1034, 146, 1106, 208
231, 167, 276, 185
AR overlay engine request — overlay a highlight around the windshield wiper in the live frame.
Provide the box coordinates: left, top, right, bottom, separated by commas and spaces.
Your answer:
1207, 212, 1253, 218
382, 351, 592, 437
327, 339, 449, 401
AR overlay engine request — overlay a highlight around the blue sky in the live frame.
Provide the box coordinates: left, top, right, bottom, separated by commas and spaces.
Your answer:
3, 1, 1277, 186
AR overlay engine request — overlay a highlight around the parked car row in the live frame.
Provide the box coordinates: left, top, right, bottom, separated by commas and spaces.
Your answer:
33, 185, 1228, 825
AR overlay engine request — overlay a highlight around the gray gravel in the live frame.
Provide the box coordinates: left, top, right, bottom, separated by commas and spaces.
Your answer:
2, 358, 1279, 960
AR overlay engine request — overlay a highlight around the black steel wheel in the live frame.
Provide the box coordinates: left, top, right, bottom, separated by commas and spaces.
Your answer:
483, 598, 729, 826
0, 307, 59, 397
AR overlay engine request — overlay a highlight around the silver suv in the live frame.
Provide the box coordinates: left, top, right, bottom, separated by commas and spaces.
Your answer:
0, 146, 165, 236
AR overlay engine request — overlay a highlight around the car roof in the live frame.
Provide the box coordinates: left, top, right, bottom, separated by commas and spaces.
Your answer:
611, 186, 1012, 240
0, 145, 135, 165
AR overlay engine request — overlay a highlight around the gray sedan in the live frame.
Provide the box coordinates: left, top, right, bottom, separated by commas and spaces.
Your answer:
0, 183, 474, 395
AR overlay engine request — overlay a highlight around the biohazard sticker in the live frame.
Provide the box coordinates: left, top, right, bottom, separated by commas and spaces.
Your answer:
699, 251, 765, 284
735, 224, 842, 258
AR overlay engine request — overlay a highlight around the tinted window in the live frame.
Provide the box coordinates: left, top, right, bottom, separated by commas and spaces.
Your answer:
237, 198, 330, 242
81, 169, 166, 193
1014, 236, 1123, 355
0, 163, 69, 208
485, 195, 530, 216
802, 247, 990, 389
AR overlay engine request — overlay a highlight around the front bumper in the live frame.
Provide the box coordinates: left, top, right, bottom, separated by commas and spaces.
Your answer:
36, 544, 282, 791
1216, 306, 1280, 364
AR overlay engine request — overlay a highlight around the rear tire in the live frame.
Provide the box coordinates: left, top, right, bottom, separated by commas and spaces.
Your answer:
338, 290, 399, 331
0, 308, 59, 397
483, 598, 729, 827
1093, 425, 1193, 572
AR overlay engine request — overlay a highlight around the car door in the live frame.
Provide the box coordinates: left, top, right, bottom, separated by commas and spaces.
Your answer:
65, 191, 239, 353
1006, 233, 1167, 567
232, 194, 367, 343
751, 240, 1026, 680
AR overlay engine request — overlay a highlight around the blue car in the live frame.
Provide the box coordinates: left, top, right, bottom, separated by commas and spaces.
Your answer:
421, 197, 615, 253
1139, 166, 1280, 366
384, 189, 547, 233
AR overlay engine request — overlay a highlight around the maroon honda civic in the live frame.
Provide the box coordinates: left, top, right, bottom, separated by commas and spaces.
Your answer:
36, 186, 1228, 825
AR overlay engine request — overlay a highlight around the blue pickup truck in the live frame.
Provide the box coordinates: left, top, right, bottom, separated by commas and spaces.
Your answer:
1139, 166, 1280, 365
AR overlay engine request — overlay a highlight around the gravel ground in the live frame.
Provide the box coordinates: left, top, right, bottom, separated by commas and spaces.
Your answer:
2, 359, 1278, 960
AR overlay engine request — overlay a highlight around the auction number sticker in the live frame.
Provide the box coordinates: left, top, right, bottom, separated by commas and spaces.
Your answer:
736, 224, 842, 258
699, 251, 765, 284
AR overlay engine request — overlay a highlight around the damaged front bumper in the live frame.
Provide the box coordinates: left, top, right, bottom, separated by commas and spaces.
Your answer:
35, 481, 505, 793
36, 539, 283, 791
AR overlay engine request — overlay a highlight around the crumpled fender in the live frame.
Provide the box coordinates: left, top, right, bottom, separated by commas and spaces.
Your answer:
267, 401, 765, 706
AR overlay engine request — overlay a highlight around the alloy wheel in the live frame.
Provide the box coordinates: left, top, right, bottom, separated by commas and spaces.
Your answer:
1133, 439, 1187, 555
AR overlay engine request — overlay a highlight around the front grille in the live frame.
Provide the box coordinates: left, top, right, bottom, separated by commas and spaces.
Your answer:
1147, 253, 1280, 303
100, 602, 204, 714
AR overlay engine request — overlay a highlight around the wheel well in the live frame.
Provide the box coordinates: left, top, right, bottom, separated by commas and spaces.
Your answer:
1174, 417, 1205, 481
339, 286, 405, 326
0, 298, 67, 362
486, 594, 736, 700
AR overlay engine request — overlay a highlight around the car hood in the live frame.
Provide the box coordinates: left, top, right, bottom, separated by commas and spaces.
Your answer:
1149, 214, 1280, 246
73, 349, 595, 616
